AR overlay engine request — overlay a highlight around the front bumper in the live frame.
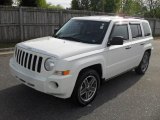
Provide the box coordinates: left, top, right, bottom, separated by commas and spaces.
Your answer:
10, 58, 76, 98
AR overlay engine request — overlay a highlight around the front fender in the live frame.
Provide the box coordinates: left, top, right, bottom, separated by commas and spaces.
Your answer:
69, 54, 106, 80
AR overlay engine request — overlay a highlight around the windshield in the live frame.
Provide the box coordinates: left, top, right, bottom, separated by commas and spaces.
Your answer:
55, 19, 110, 44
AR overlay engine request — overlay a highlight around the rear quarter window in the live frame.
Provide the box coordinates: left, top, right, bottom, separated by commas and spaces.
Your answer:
142, 22, 151, 36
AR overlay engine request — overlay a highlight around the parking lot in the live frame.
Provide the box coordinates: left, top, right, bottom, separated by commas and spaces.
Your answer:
0, 40, 160, 120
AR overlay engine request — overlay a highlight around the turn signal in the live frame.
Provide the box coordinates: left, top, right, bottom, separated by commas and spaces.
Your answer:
54, 70, 70, 76
62, 70, 70, 75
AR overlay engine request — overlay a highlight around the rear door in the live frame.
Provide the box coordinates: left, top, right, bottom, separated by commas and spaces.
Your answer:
129, 22, 145, 67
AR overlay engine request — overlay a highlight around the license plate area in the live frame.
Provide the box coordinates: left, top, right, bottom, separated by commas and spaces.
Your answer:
16, 76, 35, 87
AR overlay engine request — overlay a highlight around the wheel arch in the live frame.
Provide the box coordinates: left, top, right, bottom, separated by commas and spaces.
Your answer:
79, 64, 103, 80
145, 49, 152, 56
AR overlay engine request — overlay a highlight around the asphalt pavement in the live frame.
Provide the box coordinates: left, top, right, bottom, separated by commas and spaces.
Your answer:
0, 40, 160, 120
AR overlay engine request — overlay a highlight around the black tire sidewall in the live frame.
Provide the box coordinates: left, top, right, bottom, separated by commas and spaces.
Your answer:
72, 69, 100, 106
141, 52, 150, 73
135, 51, 150, 74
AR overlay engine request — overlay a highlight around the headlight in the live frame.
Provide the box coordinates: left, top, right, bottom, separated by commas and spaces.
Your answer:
44, 58, 55, 71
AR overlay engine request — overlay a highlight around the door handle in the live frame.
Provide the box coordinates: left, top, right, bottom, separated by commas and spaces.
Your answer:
125, 46, 132, 49
140, 43, 145, 46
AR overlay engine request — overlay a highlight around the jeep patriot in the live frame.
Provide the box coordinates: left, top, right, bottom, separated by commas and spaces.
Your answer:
10, 16, 153, 106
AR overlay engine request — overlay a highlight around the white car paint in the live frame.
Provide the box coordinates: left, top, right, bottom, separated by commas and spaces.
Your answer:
10, 16, 153, 98
19, 37, 102, 59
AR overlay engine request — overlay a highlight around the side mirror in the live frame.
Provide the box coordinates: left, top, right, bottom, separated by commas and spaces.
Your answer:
108, 36, 124, 46
54, 28, 59, 35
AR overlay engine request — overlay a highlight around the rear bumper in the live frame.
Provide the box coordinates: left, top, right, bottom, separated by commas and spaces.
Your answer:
10, 58, 76, 98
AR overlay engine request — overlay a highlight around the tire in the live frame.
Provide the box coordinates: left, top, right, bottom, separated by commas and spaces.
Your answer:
71, 69, 100, 106
135, 51, 150, 75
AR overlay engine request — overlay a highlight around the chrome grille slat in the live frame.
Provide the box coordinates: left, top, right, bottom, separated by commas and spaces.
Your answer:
26, 53, 30, 68
15, 47, 43, 73
35, 56, 39, 73
24, 53, 28, 68
21, 51, 25, 66
18, 50, 22, 64
28, 54, 32, 69
16, 49, 20, 62
32, 55, 37, 71
30, 54, 34, 71
37, 57, 43, 73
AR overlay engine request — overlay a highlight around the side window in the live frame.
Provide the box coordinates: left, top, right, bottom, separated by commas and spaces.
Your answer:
110, 24, 129, 40
142, 22, 151, 36
130, 24, 142, 38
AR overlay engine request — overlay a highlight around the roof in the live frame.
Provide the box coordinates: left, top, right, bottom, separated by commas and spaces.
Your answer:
72, 16, 148, 23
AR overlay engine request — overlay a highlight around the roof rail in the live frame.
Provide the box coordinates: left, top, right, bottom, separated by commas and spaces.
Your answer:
123, 16, 144, 19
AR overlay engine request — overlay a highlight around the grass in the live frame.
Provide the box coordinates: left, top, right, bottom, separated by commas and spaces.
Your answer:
0, 43, 17, 49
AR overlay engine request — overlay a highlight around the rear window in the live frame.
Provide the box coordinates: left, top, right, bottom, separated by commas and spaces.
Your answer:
142, 22, 151, 36
130, 24, 142, 38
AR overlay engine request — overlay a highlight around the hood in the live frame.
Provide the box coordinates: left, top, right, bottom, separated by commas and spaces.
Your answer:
19, 36, 102, 59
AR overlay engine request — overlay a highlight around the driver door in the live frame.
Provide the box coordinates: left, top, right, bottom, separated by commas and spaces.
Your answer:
105, 23, 133, 79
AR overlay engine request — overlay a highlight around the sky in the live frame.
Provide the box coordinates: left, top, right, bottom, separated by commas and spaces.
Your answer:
46, 0, 72, 8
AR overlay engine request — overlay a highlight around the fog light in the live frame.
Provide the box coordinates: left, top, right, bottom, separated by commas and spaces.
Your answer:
49, 81, 59, 89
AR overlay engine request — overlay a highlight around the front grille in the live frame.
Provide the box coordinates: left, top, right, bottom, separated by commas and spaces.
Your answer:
15, 47, 43, 73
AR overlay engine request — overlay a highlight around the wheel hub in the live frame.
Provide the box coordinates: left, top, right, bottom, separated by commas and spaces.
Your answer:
79, 75, 97, 102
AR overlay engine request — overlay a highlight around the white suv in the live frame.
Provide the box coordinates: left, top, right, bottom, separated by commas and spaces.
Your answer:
10, 16, 153, 106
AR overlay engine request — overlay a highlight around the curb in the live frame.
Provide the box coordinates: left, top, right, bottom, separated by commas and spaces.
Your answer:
0, 47, 14, 52
0, 47, 14, 55
0, 51, 14, 56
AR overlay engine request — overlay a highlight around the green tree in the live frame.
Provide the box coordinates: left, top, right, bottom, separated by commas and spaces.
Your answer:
46, 3, 64, 9
71, 0, 91, 10
118, 0, 148, 16
131, 0, 144, 15
37, 0, 47, 8
19, 0, 47, 7
155, 7, 160, 18
80, 0, 90, 10
144, 7, 160, 18
0, 0, 13, 5
137, 0, 160, 18
71, 0, 80, 10
70, 0, 160, 18
122, 0, 141, 15
71, 0, 120, 12
90, 0, 104, 11
104, 0, 121, 12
